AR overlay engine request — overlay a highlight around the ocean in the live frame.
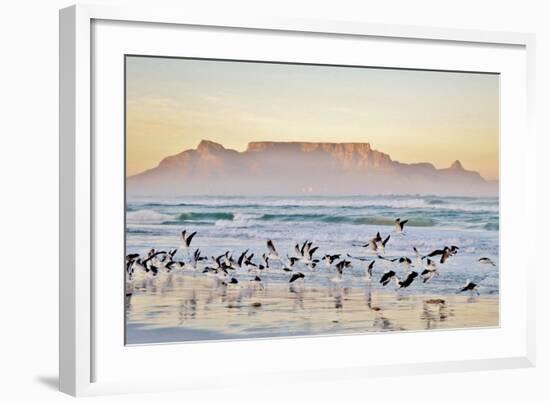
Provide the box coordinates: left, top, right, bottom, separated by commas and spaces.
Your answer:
126, 195, 499, 296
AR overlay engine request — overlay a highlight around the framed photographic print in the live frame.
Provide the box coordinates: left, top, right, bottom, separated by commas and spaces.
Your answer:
60, 4, 536, 396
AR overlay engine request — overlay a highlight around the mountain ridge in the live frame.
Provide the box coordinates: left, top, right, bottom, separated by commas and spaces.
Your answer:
127, 140, 497, 197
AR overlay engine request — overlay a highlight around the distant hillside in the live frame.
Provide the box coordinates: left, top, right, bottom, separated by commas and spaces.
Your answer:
127, 140, 498, 197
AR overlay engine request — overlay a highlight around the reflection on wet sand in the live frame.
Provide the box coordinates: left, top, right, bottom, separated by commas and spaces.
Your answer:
126, 273, 498, 344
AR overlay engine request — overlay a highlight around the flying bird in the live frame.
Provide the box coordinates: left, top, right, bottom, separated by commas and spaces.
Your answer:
420, 269, 437, 283
142, 250, 167, 266
365, 260, 375, 281
331, 260, 352, 282
180, 230, 197, 252
394, 271, 419, 289
395, 218, 408, 234
420, 259, 438, 283
423, 246, 454, 264
332, 265, 345, 282
294, 240, 311, 258
282, 255, 300, 271
289, 272, 305, 284
191, 249, 207, 269
398, 257, 413, 269
126, 253, 140, 262
478, 257, 496, 266
266, 239, 280, 261
322, 254, 341, 266
360, 232, 381, 251
377, 235, 391, 253
362, 238, 378, 252
458, 281, 480, 295
380, 270, 396, 286
237, 249, 249, 268
244, 253, 258, 270
294, 240, 318, 265
361, 232, 390, 253
165, 260, 185, 272
346, 253, 372, 262
335, 259, 352, 270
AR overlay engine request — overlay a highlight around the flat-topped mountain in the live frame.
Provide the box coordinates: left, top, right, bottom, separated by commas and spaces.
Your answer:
127, 140, 497, 196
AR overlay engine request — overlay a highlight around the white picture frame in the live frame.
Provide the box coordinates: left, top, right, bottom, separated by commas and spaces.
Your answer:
59, 4, 536, 397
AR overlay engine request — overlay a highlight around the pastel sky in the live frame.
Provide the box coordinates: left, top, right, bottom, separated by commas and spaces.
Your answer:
126, 56, 499, 180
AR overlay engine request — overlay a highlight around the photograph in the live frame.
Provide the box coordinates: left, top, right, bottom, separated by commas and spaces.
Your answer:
1, 0, 543, 398
124, 55, 499, 344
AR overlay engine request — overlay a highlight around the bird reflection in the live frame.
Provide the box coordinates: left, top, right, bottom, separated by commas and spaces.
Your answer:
334, 293, 343, 310
373, 315, 393, 331
289, 286, 304, 310
181, 290, 198, 320
421, 299, 448, 329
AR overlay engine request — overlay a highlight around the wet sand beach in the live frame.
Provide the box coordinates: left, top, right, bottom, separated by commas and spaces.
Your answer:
126, 273, 498, 344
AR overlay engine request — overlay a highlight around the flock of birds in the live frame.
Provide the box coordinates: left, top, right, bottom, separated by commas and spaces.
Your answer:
126, 218, 497, 297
